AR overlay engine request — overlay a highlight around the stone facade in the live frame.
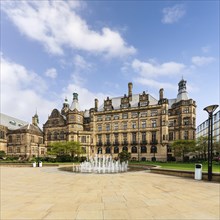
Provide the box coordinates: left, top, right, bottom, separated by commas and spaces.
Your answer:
0, 113, 46, 159
43, 79, 196, 161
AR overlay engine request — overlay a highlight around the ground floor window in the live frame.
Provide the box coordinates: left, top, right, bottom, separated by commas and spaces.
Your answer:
141, 146, 147, 153
131, 146, 137, 153
106, 147, 111, 154
114, 146, 119, 154
122, 146, 128, 152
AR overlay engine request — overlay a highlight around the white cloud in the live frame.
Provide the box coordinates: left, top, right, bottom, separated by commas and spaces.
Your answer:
191, 56, 215, 66
132, 59, 185, 78
1, 56, 58, 128
1, 1, 136, 58
162, 5, 185, 24
45, 68, 57, 79
130, 58, 186, 90
134, 78, 176, 90
73, 55, 92, 71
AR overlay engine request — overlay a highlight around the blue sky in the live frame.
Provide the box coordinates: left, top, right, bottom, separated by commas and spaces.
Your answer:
1, 0, 219, 128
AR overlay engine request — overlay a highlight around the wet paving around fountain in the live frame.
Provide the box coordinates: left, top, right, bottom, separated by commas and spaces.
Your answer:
58, 165, 148, 174
1, 166, 219, 220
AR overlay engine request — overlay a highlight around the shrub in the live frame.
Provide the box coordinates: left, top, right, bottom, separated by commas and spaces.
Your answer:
118, 151, 131, 162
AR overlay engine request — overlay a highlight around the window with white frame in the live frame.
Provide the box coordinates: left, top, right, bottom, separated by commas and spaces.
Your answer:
141, 121, 146, 128
132, 121, 136, 129
152, 120, 156, 128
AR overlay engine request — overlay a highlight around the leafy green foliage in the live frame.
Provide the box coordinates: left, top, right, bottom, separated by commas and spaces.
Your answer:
0, 150, 6, 159
48, 141, 83, 161
195, 136, 208, 159
172, 140, 196, 161
118, 151, 131, 162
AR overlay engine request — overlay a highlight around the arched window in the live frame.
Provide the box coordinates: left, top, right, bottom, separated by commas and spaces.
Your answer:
141, 146, 147, 153
122, 146, 128, 152
106, 147, 111, 154
151, 146, 157, 153
141, 157, 146, 161
97, 147, 102, 154
114, 146, 119, 154
131, 146, 137, 153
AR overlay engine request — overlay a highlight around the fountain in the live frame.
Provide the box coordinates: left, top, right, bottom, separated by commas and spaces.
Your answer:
73, 154, 128, 174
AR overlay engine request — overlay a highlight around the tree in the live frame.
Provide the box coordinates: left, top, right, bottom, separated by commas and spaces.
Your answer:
195, 136, 208, 160
171, 140, 196, 161
213, 141, 220, 156
48, 141, 83, 161
0, 150, 6, 159
118, 151, 131, 162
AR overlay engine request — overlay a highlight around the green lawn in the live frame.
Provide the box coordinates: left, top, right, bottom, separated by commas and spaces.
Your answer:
130, 161, 220, 173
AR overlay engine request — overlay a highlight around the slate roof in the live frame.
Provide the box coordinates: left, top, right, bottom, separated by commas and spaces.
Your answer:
98, 93, 159, 112
0, 113, 28, 130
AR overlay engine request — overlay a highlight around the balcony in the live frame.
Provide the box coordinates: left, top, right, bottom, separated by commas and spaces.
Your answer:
96, 141, 103, 146
122, 141, 128, 145
150, 140, 158, 145
140, 140, 148, 145
105, 141, 111, 146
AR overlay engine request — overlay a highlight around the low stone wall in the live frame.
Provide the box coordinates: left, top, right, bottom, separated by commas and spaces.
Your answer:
150, 168, 220, 182
0, 163, 58, 167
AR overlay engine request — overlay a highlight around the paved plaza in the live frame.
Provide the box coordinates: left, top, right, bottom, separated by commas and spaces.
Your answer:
0, 166, 219, 220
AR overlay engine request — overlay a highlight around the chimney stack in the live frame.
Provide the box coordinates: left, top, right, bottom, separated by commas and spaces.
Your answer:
128, 82, 133, 97
95, 98, 99, 110
159, 88, 164, 100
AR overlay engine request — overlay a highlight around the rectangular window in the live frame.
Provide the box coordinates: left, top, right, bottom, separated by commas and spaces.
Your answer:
141, 132, 146, 141
141, 121, 146, 128
122, 113, 128, 119
123, 122, 127, 130
169, 121, 174, 127
106, 124, 110, 131
151, 110, 157, 116
132, 133, 136, 142
97, 116, 102, 121
140, 112, 147, 117
98, 134, 102, 142
123, 133, 127, 141
183, 118, 190, 125
183, 108, 189, 113
152, 120, 156, 128
105, 115, 111, 121
106, 134, 110, 141
132, 121, 136, 129
131, 112, 138, 118
81, 136, 86, 143
184, 131, 189, 140
114, 123, 118, 130
16, 135, 21, 142
114, 114, 119, 120
169, 132, 174, 141
98, 125, 102, 132
152, 131, 157, 142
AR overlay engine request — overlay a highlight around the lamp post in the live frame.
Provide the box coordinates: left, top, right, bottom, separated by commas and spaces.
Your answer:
37, 143, 40, 167
203, 104, 219, 181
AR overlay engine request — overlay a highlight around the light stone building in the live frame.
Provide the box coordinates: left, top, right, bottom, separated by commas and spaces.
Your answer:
0, 113, 46, 159
43, 79, 196, 161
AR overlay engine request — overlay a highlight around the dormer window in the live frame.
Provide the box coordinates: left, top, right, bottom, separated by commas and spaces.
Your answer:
9, 120, 16, 125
